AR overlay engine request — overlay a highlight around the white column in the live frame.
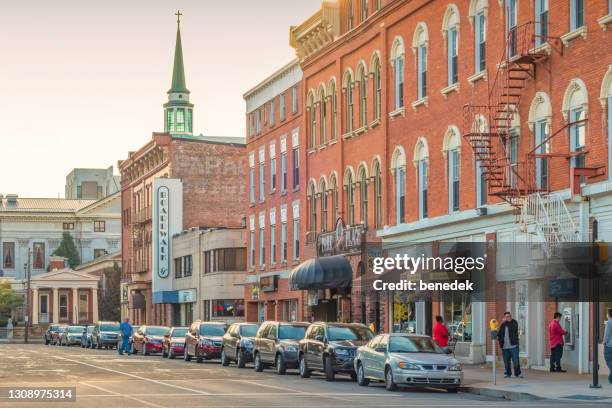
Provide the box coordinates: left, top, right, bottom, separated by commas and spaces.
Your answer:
32, 288, 39, 325
72, 288, 78, 324
52, 288, 59, 323
92, 288, 99, 322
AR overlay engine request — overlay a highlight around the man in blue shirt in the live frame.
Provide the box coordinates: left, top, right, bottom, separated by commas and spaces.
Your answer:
118, 317, 133, 355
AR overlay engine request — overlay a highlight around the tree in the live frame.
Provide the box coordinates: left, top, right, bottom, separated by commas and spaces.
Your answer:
52, 232, 81, 268
0, 280, 23, 326
98, 261, 121, 321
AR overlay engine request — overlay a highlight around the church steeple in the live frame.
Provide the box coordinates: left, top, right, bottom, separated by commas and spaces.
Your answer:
164, 10, 193, 136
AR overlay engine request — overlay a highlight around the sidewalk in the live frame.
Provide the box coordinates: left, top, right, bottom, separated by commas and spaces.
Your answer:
462, 365, 612, 403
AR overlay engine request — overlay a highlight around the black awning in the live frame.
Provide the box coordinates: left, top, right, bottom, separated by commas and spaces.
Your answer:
289, 255, 353, 290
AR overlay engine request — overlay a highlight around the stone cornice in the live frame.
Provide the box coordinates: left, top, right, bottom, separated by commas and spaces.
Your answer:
290, 1, 340, 62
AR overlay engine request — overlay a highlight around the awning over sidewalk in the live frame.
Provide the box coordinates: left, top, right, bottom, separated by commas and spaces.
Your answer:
289, 255, 353, 290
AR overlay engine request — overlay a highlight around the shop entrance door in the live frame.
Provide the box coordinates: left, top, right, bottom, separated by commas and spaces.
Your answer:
312, 299, 337, 321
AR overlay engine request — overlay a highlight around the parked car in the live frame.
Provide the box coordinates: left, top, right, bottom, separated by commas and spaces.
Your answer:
51, 324, 68, 345
43, 324, 66, 345
128, 325, 140, 354
59, 325, 85, 346
354, 333, 463, 392
162, 327, 188, 359
252, 321, 309, 375
221, 322, 260, 368
184, 321, 227, 363
92, 321, 120, 349
132, 325, 169, 355
298, 322, 373, 381
81, 325, 94, 348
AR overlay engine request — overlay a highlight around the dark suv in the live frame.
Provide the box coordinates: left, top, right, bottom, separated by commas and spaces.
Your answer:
298, 322, 373, 381
221, 322, 260, 368
184, 321, 227, 363
253, 321, 309, 375
92, 321, 120, 349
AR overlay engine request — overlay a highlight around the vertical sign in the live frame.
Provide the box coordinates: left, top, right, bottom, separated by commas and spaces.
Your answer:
157, 186, 170, 278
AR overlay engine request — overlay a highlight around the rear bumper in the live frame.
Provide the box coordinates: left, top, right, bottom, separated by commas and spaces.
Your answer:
170, 345, 185, 354
200, 345, 222, 358
145, 342, 164, 353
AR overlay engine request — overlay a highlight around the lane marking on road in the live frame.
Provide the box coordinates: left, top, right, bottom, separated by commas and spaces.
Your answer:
45, 352, 212, 396
81, 381, 166, 408
231, 379, 356, 402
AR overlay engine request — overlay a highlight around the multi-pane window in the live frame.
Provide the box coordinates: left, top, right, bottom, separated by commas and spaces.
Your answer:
347, 174, 355, 225
396, 165, 405, 224
205, 248, 247, 273
331, 177, 339, 223
94, 221, 105, 232
535, 119, 549, 190
270, 157, 276, 192
361, 0, 368, 21
293, 217, 300, 260
309, 185, 317, 234
63, 222, 74, 230
570, 108, 586, 168
259, 226, 265, 266
448, 150, 460, 212
259, 162, 265, 201
292, 86, 298, 113
174, 257, 183, 278
320, 97, 327, 143
419, 160, 428, 219
3, 242, 15, 269
347, 0, 354, 30
374, 162, 382, 227
281, 221, 287, 262
509, 132, 519, 188
394, 54, 404, 108
374, 58, 382, 119
33, 242, 45, 269
475, 12, 486, 73
281, 152, 287, 192
360, 170, 368, 226
506, 0, 518, 57
94, 248, 107, 258
256, 109, 262, 134
570, 0, 584, 31
176, 108, 185, 132
249, 230, 255, 269
359, 69, 367, 127
249, 166, 255, 204
476, 161, 487, 207
331, 82, 338, 139
270, 224, 276, 264
166, 110, 174, 132
535, 0, 549, 45
292, 147, 299, 189
448, 28, 458, 85
345, 74, 354, 132
309, 97, 317, 148
280, 93, 286, 121
418, 45, 427, 99
321, 186, 328, 232
269, 100, 275, 126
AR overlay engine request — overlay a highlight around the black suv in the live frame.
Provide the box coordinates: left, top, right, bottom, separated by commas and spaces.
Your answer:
253, 321, 309, 375
221, 322, 260, 368
298, 322, 373, 381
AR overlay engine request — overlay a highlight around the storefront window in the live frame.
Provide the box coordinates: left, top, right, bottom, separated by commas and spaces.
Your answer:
392, 292, 416, 333
443, 291, 472, 342
211, 299, 244, 318
281, 299, 298, 322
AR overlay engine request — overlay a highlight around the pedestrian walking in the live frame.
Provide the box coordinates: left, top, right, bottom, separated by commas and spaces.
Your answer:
497, 311, 523, 378
118, 317, 133, 356
603, 309, 612, 385
433, 315, 450, 351
549, 312, 567, 372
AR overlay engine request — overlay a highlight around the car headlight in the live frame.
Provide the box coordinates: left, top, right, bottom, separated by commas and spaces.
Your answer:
334, 348, 350, 356
398, 361, 421, 370
448, 363, 463, 372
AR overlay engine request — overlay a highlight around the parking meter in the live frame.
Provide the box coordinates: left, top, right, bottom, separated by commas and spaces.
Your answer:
490, 319, 499, 385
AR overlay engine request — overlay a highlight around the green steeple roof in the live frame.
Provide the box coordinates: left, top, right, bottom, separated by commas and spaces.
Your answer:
169, 19, 189, 94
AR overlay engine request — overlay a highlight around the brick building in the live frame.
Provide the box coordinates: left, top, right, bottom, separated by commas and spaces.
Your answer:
119, 15, 246, 325
284, 0, 612, 372
243, 60, 306, 322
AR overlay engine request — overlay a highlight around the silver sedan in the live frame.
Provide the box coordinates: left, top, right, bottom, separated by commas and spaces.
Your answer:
354, 333, 463, 392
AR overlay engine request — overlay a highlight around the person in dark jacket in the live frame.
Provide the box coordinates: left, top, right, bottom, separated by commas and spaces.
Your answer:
497, 311, 522, 378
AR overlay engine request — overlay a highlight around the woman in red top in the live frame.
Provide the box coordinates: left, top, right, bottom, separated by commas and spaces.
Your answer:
433, 315, 450, 348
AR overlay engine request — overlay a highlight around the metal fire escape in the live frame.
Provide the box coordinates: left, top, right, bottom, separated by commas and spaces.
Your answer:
462, 22, 592, 256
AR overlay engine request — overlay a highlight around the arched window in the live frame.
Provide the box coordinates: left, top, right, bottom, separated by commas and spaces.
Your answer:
320, 178, 328, 232
562, 79, 588, 170
442, 5, 460, 86
412, 23, 429, 99
359, 165, 368, 226
529, 92, 552, 190
373, 159, 382, 227
391, 37, 405, 110
371, 54, 382, 120
361, 0, 368, 21
330, 79, 338, 140
309, 182, 317, 234
347, 0, 354, 30
414, 138, 429, 219
308, 91, 316, 148
318, 86, 327, 144
469, 0, 487, 73
330, 173, 339, 223
345, 169, 355, 225
392, 147, 406, 224
357, 63, 368, 127
443, 126, 461, 213
344, 71, 354, 133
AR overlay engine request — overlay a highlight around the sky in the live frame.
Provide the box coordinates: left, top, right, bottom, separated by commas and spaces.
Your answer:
0, 0, 319, 197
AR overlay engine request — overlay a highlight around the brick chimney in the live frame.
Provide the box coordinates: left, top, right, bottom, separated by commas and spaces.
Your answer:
48, 256, 66, 271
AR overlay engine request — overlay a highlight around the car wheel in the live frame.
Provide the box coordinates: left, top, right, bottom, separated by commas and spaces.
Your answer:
324, 356, 335, 382
299, 354, 310, 378
237, 348, 246, 368
184, 348, 191, 362
195, 346, 203, 363
356, 362, 369, 386
221, 349, 229, 366
254, 352, 263, 372
385, 368, 397, 391
447, 387, 459, 394
275, 353, 286, 375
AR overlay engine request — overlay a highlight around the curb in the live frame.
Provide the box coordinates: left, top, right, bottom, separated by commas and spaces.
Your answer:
462, 386, 543, 401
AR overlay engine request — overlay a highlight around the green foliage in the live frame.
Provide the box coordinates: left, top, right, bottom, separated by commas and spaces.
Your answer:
0, 280, 23, 322
52, 231, 81, 268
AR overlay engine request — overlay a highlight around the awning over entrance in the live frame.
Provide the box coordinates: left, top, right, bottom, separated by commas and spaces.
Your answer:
289, 255, 352, 290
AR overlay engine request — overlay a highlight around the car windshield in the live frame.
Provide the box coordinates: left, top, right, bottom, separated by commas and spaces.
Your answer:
327, 326, 373, 341
240, 325, 259, 337
200, 325, 226, 336
100, 324, 120, 332
146, 327, 169, 336
388, 336, 443, 354
279, 325, 307, 340
68, 326, 84, 333
172, 328, 187, 337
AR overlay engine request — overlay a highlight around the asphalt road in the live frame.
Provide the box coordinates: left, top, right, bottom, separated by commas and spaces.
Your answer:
0, 343, 601, 407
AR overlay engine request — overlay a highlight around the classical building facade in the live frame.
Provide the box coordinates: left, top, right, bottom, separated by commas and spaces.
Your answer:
119, 15, 246, 325
243, 61, 305, 322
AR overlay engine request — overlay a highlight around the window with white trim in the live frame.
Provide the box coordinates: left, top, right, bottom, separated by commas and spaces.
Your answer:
475, 11, 486, 73
570, 0, 584, 31
259, 161, 265, 201
535, 0, 549, 46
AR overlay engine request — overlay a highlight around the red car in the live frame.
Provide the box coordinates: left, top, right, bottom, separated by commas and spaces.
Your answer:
132, 325, 169, 355
184, 321, 227, 363
162, 327, 188, 359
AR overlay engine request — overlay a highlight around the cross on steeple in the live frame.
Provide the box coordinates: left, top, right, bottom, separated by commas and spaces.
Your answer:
175, 10, 182, 25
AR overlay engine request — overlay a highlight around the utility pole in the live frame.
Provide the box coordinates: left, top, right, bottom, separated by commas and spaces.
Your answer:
24, 248, 32, 344
590, 220, 601, 389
